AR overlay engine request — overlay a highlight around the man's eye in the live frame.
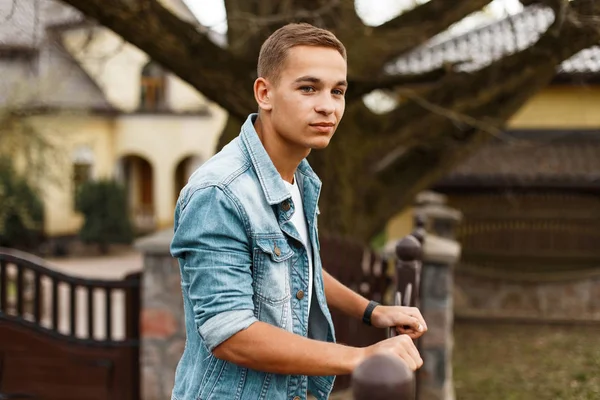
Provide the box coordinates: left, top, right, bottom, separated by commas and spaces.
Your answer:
300, 86, 315, 93
332, 89, 345, 96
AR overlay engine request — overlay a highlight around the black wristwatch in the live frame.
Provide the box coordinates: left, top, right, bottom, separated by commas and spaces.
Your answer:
362, 300, 380, 326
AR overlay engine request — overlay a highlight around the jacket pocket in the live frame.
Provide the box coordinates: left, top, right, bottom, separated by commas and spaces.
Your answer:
252, 236, 293, 328
253, 237, 293, 303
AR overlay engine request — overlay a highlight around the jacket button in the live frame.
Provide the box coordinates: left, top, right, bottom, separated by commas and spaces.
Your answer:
274, 245, 281, 256
293, 397, 301, 400
296, 290, 305, 300
282, 201, 291, 211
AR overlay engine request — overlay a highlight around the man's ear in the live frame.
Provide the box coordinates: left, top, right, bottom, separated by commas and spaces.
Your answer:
254, 77, 273, 111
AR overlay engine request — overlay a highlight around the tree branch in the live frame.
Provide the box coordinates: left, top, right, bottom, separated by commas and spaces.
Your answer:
225, 1, 340, 26
346, 65, 455, 102
359, 0, 600, 238
224, 0, 345, 57
57, 0, 600, 242
224, 0, 363, 60
345, 0, 494, 76
61, 0, 256, 120
378, 1, 600, 151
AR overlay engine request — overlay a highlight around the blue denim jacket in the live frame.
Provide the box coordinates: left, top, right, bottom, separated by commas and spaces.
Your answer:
170, 114, 336, 400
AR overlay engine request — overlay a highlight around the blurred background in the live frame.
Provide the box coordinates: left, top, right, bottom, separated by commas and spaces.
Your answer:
0, 0, 599, 399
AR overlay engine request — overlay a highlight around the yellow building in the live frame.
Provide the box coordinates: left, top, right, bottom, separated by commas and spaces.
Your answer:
387, 86, 600, 239
1, 0, 227, 244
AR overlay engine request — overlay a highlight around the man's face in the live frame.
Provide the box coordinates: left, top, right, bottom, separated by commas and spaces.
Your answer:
265, 45, 347, 151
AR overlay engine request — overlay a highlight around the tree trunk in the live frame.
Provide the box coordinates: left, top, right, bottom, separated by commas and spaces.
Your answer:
60, 0, 600, 243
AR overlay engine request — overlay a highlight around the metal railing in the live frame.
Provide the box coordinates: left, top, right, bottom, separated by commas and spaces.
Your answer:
0, 247, 141, 343
350, 227, 425, 399
0, 247, 142, 400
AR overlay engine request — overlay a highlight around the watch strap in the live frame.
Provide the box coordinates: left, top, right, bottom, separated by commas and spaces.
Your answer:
362, 300, 380, 326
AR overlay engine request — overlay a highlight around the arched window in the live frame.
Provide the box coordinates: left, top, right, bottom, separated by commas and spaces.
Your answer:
174, 155, 203, 204
72, 145, 94, 201
118, 155, 155, 232
140, 61, 167, 111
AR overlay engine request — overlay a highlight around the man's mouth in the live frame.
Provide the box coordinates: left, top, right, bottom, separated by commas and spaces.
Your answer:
309, 122, 336, 134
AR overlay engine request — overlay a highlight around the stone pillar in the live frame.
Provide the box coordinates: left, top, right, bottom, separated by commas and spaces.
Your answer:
414, 192, 462, 240
135, 229, 183, 400
414, 192, 462, 400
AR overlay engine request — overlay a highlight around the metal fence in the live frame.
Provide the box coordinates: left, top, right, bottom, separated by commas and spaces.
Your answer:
322, 223, 425, 399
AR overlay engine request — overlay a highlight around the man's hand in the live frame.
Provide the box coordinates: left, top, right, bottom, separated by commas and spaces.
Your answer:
362, 334, 423, 371
370, 306, 427, 339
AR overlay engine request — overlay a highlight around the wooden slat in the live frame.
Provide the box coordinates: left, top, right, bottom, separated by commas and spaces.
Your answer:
69, 283, 76, 337
132, 275, 141, 341
124, 272, 142, 400
125, 279, 141, 340
0, 260, 7, 312
87, 286, 94, 339
16, 264, 24, 316
105, 287, 112, 341
52, 278, 59, 330
34, 270, 41, 323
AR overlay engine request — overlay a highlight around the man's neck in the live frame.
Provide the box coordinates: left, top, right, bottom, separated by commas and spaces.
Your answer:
254, 115, 310, 184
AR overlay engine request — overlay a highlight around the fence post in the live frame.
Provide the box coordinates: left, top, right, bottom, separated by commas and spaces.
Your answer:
413, 191, 462, 400
411, 214, 427, 245
352, 353, 414, 400
135, 229, 185, 400
349, 234, 422, 400
394, 235, 423, 312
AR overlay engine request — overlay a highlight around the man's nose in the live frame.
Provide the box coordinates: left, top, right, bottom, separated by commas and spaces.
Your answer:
314, 95, 336, 115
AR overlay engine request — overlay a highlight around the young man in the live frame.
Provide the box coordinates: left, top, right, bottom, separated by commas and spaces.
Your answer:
170, 23, 427, 400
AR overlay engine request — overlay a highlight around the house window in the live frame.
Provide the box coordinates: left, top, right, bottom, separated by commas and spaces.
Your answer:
72, 145, 94, 201
140, 61, 167, 111
73, 162, 92, 194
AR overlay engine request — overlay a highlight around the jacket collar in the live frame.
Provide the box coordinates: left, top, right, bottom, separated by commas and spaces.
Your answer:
240, 113, 321, 205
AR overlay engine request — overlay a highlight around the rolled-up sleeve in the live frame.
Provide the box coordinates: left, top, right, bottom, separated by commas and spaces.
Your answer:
170, 185, 257, 352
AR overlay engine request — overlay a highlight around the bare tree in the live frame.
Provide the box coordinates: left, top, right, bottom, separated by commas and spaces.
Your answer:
59, 0, 600, 241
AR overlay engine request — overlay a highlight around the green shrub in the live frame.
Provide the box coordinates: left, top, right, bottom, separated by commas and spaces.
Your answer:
0, 158, 45, 250
75, 179, 133, 253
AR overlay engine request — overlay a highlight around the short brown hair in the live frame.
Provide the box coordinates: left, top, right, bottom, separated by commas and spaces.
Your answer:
257, 23, 347, 83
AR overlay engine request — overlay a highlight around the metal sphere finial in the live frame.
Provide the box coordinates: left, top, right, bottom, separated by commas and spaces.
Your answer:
352, 353, 414, 400
395, 235, 422, 261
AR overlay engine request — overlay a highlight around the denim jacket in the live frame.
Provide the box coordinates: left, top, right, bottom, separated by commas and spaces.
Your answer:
170, 114, 336, 400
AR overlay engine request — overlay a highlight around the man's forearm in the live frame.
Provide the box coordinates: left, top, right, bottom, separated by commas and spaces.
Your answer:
322, 269, 370, 320
213, 321, 364, 375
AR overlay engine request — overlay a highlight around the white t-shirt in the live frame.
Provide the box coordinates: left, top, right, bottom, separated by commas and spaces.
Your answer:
283, 178, 313, 312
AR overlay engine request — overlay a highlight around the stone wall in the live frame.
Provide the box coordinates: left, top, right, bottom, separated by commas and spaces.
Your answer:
136, 229, 184, 400
455, 266, 600, 322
